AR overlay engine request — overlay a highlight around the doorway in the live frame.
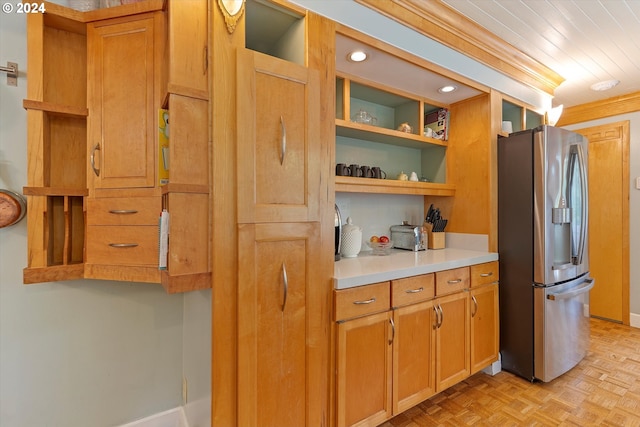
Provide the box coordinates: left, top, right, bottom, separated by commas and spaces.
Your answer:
576, 121, 629, 324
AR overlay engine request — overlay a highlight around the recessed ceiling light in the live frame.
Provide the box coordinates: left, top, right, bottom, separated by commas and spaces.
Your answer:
590, 79, 620, 91
348, 50, 368, 62
438, 85, 457, 93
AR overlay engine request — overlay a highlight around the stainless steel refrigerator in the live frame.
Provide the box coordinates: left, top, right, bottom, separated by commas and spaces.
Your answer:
498, 125, 595, 382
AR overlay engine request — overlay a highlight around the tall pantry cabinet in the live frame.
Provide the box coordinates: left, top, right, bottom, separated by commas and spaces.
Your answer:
211, 1, 333, 426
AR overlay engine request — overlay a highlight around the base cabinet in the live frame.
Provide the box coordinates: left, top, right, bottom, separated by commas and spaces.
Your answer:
334, 262, 499, 427
434, 291, 470, 391
393, 299, 436, 413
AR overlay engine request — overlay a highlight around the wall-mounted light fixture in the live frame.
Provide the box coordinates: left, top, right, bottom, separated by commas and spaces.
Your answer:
546, 104, 564, 126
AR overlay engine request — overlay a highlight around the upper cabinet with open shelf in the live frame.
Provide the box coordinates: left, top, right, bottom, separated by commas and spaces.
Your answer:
501, 98, 545, 136
334, 30, 486, 196
244, 0, 305, 64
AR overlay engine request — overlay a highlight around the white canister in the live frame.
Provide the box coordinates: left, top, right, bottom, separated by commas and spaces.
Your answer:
340, 217, 362, 258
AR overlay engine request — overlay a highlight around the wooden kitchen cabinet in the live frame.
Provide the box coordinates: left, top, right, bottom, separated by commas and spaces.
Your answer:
335, 282, 392, 427
87, 12, 164, 191
23, 1, 209, 291
470, 261, 500, 374
238, 222, 322, 427
434, 290, 470, 391
391, 274, 436, 414
236, 48, 321, 224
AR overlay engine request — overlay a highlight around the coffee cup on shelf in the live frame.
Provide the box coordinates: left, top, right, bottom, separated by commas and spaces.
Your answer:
349, 164, 363, 177
359, 165, 374, 178
372, 167, 386, 179
336, 163, 350, 176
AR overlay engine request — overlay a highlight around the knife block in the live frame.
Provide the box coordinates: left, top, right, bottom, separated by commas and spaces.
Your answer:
425, 223, 445, 249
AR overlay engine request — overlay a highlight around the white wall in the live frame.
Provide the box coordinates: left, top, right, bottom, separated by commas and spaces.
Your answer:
0, 11, 187, 427
564, 113, 640, 325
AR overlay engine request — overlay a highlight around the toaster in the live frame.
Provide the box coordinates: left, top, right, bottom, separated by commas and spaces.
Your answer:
390, 222, 426, 251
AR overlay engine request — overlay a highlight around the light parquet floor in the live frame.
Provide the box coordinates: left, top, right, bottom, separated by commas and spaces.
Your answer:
381, 318, 640, 427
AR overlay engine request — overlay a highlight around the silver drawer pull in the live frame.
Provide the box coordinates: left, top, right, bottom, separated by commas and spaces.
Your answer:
447, 279, 462, 284
109, 209, 139, 214
109, 243, 139, 248
353, 297, 376, 305
480, 272, 493, 277
405, 287, 424, 294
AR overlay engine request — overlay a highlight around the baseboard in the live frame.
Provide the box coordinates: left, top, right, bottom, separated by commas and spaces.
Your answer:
630, 313, 640, 328
117, 407, 188, 427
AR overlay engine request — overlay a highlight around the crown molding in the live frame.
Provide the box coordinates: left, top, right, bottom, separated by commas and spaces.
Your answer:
355, 0, 564, 96
557, 91, 640, 126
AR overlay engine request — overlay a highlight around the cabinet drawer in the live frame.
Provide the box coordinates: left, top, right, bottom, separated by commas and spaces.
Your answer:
334, 281, 390, 322
87, 197, 161, 225
470, 261, 499, 287
86, 225, 158, 266
469, 261, 500, 287
435, 267, 470, 296
391, 274, 435, 307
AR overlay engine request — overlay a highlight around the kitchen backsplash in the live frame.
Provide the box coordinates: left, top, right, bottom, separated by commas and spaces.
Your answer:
336, 192, 424, 249
336, 192, 489, 253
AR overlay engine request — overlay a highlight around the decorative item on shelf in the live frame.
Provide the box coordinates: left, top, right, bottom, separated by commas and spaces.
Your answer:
340, 217, 362, 258
425, 108, 449, 141
396, 171, 408, 181
501, 121, 513, 134
409, 171, 418, 182
352, 109, 377, 126
397, 122, 412, 133
0, 189, 26, 228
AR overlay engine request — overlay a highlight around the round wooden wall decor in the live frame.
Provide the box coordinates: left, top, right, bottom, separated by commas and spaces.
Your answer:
0, 190, 26, 228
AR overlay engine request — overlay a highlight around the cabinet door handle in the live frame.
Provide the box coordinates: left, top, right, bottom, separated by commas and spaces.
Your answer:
438, 304, 444, 328
202, 45, 208, 76
389, 317, 395, 345
405, 286, 424, 294
433, 305, 443, 329
480, 272, 493, 277
281, 262, 288, 312
108, 243, 138, 248
447, 279, 462, 284
90, 143, 101, 177
280, 116, 286, 165
109, 209, 138, 215
353, 297, 376, 305
471, 295, 478, 317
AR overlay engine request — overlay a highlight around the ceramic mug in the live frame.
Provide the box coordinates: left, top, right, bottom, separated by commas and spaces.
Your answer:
372, 167, 386, 179
349, 164, 363, 177
359, 165, 374, 178
336, 163, 350, 176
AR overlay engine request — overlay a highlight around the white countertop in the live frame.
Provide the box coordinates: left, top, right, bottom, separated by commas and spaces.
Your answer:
334, 248, 499, 289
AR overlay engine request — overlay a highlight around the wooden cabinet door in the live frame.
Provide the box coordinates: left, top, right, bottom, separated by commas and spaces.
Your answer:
87, 14, 160, 190
435, 291, 470, 391
238, 222, 321, 427
392, 300, 436, 414
470, 283, 500, 374
336, 310, 392, 427
236, 49, 320, 224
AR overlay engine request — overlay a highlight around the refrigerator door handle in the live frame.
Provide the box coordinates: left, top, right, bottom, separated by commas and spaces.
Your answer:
547, 278, 595, 301
570, 144, 588, 266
